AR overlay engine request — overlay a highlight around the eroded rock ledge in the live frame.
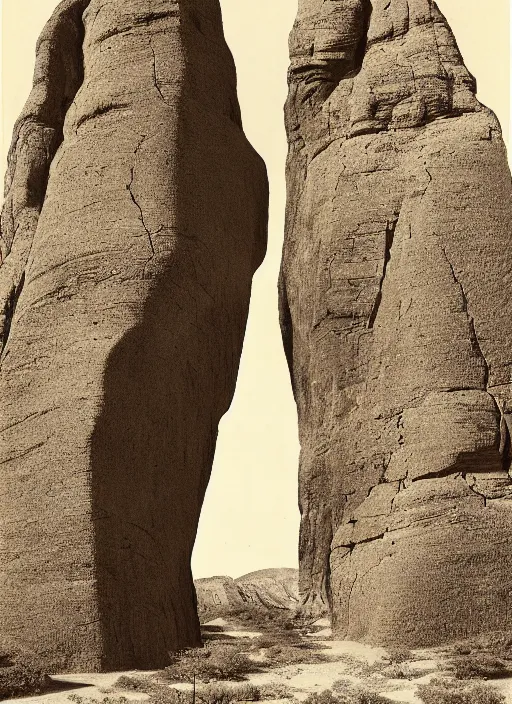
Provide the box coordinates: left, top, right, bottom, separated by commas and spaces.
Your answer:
281, 0, 512, 646
0, 0, 267, 671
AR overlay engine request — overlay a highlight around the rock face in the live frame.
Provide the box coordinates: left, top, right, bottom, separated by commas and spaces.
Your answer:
0, 0, 267, 671
281, 0, 512, 646
195, 568, 299, 619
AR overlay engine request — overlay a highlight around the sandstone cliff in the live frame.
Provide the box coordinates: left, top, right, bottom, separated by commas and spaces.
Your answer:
195, 568, 299, 619
0, 0, 267, 671
281, 0, 512, 646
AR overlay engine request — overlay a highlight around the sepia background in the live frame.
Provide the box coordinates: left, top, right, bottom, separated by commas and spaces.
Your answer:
1, 0, 510, 580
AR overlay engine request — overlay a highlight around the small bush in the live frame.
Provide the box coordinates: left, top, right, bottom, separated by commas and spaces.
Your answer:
162, 643, 258, 683
257, 683, 296, 700
251, 632, 303, 649
303, 686, 389, 704
379, 663, 410, 679
147, 690, 189, 704
416, 677, 505, 704
384, 647, 412, 664
69, 696, 132, 704
303, 691, 339, 704
263, 644, 329, 667
448, 654, 512, 680
450, 632, 512, 660
115, 675, 158, 692
196, 683, 261, 704
0, 645, 52, 700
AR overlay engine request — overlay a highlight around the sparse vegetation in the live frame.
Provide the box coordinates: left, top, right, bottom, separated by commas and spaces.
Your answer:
416, 677, 505, 704
115, 674, 162, 693
0, 644, 53, 700
161, 643, 259, 683
384, 647, 413, 664
114, 676, 296, 704
448, 653, 512, 680
449, 632, 512, 660
204, 606, 316, 636
257, 683, 296, 699
196, 682, 261, 704
69, 696, 132, 704
303, 686, 390, 704
261, 643, 329, 667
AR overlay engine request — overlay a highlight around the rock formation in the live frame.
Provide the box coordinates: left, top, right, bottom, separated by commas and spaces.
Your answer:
281, 0, 512, 646
195, 568, 299, 620
0, 0, 267, 671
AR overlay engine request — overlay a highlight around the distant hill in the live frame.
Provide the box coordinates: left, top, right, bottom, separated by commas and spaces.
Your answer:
195, 568, 299, 620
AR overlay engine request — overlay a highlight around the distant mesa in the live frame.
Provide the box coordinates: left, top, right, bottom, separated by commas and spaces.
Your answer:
195, 568, 299, 620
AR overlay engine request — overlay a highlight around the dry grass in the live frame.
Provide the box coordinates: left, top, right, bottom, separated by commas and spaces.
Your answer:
416, 677, 505, 704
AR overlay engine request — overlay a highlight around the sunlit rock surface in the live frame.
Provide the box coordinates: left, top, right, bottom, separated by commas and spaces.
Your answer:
281, 0, 512, 646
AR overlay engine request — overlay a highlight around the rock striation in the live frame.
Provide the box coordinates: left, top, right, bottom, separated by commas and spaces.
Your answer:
0, 0, 268, 671
195, 568, 299, 620
281, 0, 512, 646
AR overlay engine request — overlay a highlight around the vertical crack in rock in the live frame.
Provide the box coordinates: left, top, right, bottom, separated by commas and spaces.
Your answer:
367, 216, 398, 329
149, 38, 167, 104
127, 166, 155, 257
1, 272, 25, 355
440, 243, 490, 388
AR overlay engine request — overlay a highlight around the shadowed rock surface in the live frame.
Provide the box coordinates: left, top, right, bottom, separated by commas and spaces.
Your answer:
195, 568, 299, 619
281, 0, 512, 646
0, 0, 268, 672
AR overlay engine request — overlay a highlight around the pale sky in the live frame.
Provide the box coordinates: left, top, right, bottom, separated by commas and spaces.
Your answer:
1, 1, 510, 580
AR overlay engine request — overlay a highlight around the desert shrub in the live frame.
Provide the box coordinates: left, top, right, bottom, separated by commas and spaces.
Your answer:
416, 677, 505, 704
194, 682, 296, 704
378, 663, 410, 679
257, 683, 296, 700
384, 647, 412, 664
69, 696, 132, 704
450, 632, 512, 660
115, 675, 159, 692
251, 632, 303, 649
148, 691, 190, 704
114, 679, 191, 704
263, 644, 329, 667
224, 607, 300, 634
162, 643, 258, 683
303, 691, 339, 704
448, 654, 512, 680
196, 682, 261, 704
0, 644, 52, 700
303, 687, 389, 704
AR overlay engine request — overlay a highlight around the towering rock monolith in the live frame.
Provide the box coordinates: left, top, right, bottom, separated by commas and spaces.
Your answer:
281, 0, 512, 646
0, 0, 268, 671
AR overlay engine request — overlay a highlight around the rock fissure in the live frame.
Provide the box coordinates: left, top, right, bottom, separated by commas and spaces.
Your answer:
127, 166, 155, 256
367, 216, 399, 328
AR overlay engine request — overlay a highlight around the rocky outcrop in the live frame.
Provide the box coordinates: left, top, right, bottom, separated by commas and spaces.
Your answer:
0, 0, 267, 671
195, 569, 299, 620
281, 0, 512, 646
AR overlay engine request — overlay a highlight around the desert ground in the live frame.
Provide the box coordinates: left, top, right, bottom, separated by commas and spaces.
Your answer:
4, 606, 512, 704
